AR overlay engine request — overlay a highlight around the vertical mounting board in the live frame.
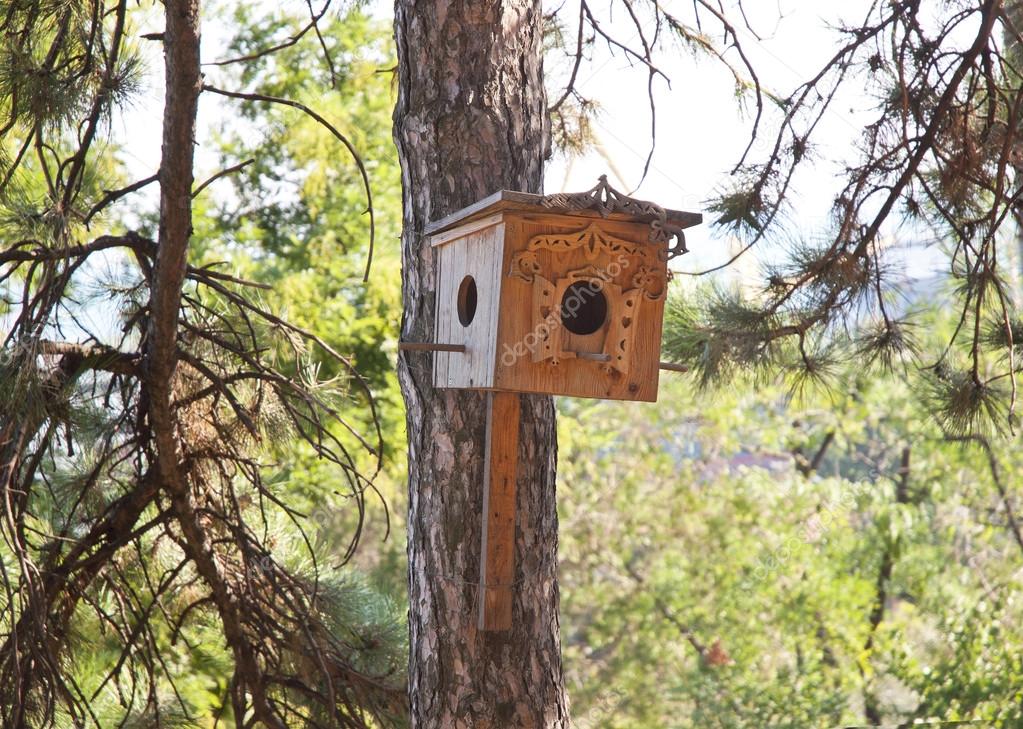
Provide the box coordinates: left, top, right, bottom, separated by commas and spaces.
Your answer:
478, 391, 520, 631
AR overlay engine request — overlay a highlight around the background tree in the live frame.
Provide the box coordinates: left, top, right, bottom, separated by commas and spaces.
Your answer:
559, 307, 1023, 727
200, 3, 409, 595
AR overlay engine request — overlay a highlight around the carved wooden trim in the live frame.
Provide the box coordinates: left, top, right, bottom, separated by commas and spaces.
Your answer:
522, 265, 649, 374
531, 274, 561, 364
605, 289, 641, 376
564, 264, 607, 282
509, 222, 662, 286
539, 175, 689, 260
504, 213, 666, 380
525, 222, 641, 260
631, 264, 666, 301
509, 250, 541, 282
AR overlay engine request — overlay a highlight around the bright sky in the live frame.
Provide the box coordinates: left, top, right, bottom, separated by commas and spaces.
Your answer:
540, 0, 944, 283
111, 0, 946, 286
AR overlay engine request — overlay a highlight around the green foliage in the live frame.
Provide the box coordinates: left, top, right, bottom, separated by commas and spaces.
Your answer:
854, 318, 919, 372
558, 351, 1023, 728
202, 0, 412, 686
200, 1, 402, 452
661, 284, 780, 387
186, 2, 410, 717
660, 272, 1023, 435
707, 178, 770, 236
196, 2, 408, 596
926, 363, 1008, 437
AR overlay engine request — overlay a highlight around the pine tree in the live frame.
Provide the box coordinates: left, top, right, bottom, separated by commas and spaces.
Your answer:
0, 2, 404, 725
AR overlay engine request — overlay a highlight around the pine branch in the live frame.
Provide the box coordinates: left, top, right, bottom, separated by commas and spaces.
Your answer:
192, 158, 253, 199
84, 174, 159, 225
0, 232, 155, 265
37, 340, 140, 377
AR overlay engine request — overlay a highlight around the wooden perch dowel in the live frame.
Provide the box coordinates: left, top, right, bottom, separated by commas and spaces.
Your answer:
658, 361, 689, 373
399, 341, 467, 353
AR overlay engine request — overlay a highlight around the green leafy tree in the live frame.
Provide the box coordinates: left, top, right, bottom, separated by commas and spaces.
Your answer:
558, 308, 1023, 727
197, 4, 408, 594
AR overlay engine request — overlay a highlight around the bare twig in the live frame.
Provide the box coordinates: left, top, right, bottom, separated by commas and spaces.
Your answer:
192, 158, 254, 198
202, 84, 376, 282
946, 434, 1023, 556
84, 173, 160, 225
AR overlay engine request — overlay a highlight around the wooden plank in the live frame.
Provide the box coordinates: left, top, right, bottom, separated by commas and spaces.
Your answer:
459, 228, 484, 387
466, 224, 502, 387
424, 189, 702, 236
514, 208, 703, 234
429, 212, 504, 248
424, 190, 538, 235
431, 240, 456, 390
399, 342, 466, 353
432, 249, 444, 386
447, 237, 469, 383
478, 391, 520, 631
482, 223, 506, 387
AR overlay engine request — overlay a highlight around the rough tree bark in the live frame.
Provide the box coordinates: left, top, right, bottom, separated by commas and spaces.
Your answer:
146, 0, 198, 479
393, 1, 569, 726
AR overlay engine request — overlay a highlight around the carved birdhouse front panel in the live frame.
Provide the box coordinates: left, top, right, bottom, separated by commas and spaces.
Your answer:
495, 214, 668, 401
424, 180, 701, 402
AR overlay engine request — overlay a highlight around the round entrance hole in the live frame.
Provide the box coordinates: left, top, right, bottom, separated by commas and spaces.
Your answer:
560, 280, 608, 335
457, 275, 477, 327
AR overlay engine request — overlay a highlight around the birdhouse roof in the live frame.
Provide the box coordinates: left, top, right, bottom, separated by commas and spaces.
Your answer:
424, 188, 702, 236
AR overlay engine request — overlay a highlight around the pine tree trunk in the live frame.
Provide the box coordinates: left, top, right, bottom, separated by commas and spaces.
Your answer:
393, 2, 569, 727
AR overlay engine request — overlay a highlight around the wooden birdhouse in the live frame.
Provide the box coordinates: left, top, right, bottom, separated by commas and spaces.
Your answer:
402, 177, 701, 631
424, 176, 701, 401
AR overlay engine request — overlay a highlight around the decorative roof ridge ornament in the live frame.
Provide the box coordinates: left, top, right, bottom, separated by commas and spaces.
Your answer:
539, 175, 689, 261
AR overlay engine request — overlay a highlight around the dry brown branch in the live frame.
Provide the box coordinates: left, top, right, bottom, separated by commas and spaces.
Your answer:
192, 159, 254, 199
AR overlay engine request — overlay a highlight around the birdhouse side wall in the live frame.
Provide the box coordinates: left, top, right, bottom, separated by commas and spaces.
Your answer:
494, 213, 667, 401
432, 218, 505, 389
